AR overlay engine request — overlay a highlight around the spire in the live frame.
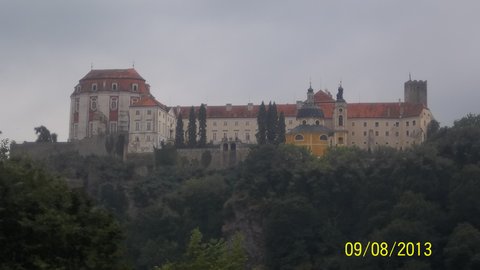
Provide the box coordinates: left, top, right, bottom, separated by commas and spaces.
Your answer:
307, 78, 313, 93
409, 72, 412, 81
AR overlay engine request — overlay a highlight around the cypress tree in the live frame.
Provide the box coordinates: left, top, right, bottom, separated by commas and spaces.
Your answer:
256, 102, 267, 145
187, 106, 197, 147
276, 112, 286, 144
266, 102, 278, 144
175, 113, 184, 148
198, 104, 207, 147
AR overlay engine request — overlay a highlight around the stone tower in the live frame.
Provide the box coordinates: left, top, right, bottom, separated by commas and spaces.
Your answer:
333, 83, 348, 146
404, 78, 427, 107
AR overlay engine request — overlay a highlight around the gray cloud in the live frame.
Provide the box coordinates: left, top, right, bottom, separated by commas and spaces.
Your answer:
1, 0, 479, 142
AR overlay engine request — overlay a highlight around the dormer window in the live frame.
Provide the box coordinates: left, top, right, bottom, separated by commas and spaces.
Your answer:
112, 83, 118, 91
92, 83, 97, 91
75, 85, 81, 93
132, 83, 138, 92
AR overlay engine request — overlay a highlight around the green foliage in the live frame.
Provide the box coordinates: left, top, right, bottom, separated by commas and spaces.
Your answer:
0, 137, 9, 161
201, 150, 212, 168
155, 144, 178, 167
256, 102, 267, 145
155, 228, 246, 270
198, 104, 207, 147
175, 113, 185, 148
34, 125, 57, 143
276, 112, 286, 144
0, 159, 129, 269
266, 102, 278, 144
187, 106, 197, 147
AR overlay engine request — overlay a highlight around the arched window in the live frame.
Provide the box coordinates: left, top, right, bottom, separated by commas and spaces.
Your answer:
294, 134, 304, 141
315, 120, 320, 125
110, 97, 118, 110
302, 120, 307, 125
338, 137, 344, 144
320, 135, 328, 140
338, 115, 344, 126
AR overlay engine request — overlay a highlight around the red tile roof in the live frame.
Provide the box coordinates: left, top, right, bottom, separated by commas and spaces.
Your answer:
131, 95, 168, 110
176, 104, 298, 119
176, 101, 425, 120
314, 90, 335, 103
80, 68, 145, 81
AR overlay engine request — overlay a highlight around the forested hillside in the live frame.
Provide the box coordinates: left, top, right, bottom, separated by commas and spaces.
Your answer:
2, 114, 480, 270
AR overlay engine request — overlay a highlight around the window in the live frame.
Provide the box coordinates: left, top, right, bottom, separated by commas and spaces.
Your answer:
235, 121, 238, 126
89, 122, 94, 137
135, 122, 140, 131
364, 131, 367, 136
302, 120, 307, 125
395, 122, 399, 127
146, 135, 151, 142
406, 130, 410, 136
136, 110, 140, 116
395, 131, 399, 137
110, 97, 118, 110
413, 120, 416, 126
132, 83, 138, 92
223, 132, 227, 139
386, 131, 389, 136
224, 121, 227, 126
75, 85, 81, 92
234, 132, 238, 139
315, 120, 320, 125
338, 137, 344, 145
339, 108, 343, 113
112, 83, 118, 91
352, 122, 355, 126
246, 121, 249, 126
213, 132, 217, 141
90, 97, 97, 111
289, 120, 293, 125
386, 122, 389, 127
352, 131, 355, 136
363, 122, 367, 127
339, 115, 344, 126
74, 98, 79, 112
375, 122, 379, 127
406, 121, 410, 126
213, 121, 217, 126
320, 135, 328, 140
147, 122, 151, 131
73, 123, 78, 138
110, 122, 117, 133
135, 136, 139, 142
245, 133, 250, 141
295, 134, 304, 141
91, 83, 97, 91
147, 110, 152, 115
375, 131, 379, 136
131, 97, 139, 105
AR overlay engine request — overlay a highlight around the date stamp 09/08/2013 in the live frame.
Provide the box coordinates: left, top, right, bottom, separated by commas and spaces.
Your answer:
344, 242, 432, 257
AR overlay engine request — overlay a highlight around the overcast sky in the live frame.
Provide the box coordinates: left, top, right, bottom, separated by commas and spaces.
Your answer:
1, 0, 479, 142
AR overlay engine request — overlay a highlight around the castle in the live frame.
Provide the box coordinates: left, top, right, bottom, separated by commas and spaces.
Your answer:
69, 68, 433, 156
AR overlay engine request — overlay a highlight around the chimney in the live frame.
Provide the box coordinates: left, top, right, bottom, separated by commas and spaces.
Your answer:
247, 103, 253, 111
226, 103, 232, 111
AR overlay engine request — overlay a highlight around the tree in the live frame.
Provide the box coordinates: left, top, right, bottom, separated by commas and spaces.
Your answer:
198, 104, 207, 147
276, 112, 286, 144
266, 102, 278, 144
256, 102, 267, 145
0, 159, 129, 269
426, 119, 440, 139
187, 106, 197, 148
175, 113, 184, 148
34, 125, 57, 143
0, 131, 9, 161
155, 228, 246, 270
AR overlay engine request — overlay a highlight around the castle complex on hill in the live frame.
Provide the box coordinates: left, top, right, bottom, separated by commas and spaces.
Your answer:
69, 68, 434, 156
